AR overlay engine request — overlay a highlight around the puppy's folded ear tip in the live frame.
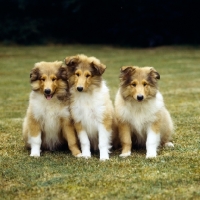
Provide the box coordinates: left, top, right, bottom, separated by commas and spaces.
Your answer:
120, 66, 130, 72
91, 62, 106, 75
64, 56, 79, 67
156, 73, 160, 79
120, 66, 137, 72
64, 57, 70, 65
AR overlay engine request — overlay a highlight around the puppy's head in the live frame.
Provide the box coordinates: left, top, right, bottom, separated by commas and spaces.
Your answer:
119, 66, 160, 102
64, 54, 106, 92
30, 61, 68, 100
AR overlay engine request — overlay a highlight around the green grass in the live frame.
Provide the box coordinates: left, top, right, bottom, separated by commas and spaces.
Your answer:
0, 45, 200, 200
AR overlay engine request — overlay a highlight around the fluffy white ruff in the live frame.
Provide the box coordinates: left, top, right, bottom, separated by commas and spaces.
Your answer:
26, 92, 71, 156
70, 81, 112, 160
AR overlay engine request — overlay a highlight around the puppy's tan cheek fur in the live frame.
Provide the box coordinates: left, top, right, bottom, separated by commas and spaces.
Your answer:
40, 82, 44, 93
86, 77, 92, 87
149, 86, 157, 97
31, 81, 40, 91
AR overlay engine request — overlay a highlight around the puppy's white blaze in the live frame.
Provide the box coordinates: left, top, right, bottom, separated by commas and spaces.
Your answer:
98, 124, 111, 160
29, 133, 42, 157
78, 130, 91, 158
146, 127, 160, 158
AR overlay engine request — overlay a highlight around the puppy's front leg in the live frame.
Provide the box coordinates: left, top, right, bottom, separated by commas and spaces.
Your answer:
146, 126, 160, 159
27, 115, 42, 157
118, 122, 132, 157
62, 119, 82, 157
29, 133, 42, 157
75, 122, 91, 158
98, 124, 111, 161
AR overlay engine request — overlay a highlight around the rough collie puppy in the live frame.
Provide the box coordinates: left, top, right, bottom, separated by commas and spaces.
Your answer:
115, 66, 174, 158
23, 61, 81, 157
64, 54, 115, 160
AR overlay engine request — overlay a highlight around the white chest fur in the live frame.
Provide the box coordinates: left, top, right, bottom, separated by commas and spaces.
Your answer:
116, 91, 164, 135
70, 81, 109, 138
29, 92, 70, 148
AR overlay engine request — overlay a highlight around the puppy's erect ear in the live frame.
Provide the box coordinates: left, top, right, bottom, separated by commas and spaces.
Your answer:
30, 67, 40, 82
64, 56, 79, 71
91, 61, 106, 76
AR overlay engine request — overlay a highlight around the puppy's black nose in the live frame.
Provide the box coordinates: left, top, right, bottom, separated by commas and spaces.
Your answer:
44, 89, 51, 94
77, 87, 83, 92
137, 95, 144, 101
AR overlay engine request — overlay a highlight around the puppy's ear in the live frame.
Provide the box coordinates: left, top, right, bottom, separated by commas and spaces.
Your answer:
91, 61, 106, 76
119, 66, 137, 86
150, 67, 160, 80
148, 67, 160, 86
120, 66, 137, 79
64, 56, 79, 71
121, 66, 133, 72
30, 67, 40, 82
57, 66, 68, 81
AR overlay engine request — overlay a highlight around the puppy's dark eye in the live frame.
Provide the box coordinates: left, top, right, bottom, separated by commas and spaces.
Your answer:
41, 78, 45, 81
143, 83, 147, 86
75, 73, 80, 77
52, 78, 56, 81
132, 83, 136, 87
86, 74, 90, 78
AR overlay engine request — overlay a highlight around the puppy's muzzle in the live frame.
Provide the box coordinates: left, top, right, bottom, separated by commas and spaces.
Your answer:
44, 88, 53, 100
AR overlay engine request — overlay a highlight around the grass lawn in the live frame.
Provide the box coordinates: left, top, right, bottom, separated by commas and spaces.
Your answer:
0, 45, 200, 200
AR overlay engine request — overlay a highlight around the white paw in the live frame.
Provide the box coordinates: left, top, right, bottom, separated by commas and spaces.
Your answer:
119, 151, 131, 157
82, 155, 91, 159
164, 142, 174, 148
100, 153, 109, 161
75, 153, 82, 158
100, 157, 109, 161
30, 152, 40, 157
81, 151, 91, 159
146, 152, 157, 159
100, 148, 109, 161
30, 148, 40, 157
